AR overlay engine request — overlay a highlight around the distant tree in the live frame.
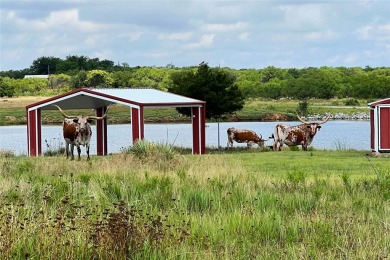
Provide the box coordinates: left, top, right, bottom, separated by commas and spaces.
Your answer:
48, 74, 72, 90
296, 100, 309, 116
260, 66, 284, 83
30, 56, 62, 74
0, 77, 14, 97
85, 70, 114, 88
0, 68, 32, 79
71, 70, 88, 89
168, 63, 245, 119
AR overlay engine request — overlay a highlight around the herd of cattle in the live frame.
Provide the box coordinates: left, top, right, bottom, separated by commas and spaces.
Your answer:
53, 104, 330, 160
227, 113, 331, 151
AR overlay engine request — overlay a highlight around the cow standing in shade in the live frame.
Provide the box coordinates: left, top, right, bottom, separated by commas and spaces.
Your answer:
227, 127, 266, 149
273, 113, 331, 151
53, 105, 111, 160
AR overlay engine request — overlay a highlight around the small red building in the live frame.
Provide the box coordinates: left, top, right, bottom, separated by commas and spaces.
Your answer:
26, 88, 206, 156
369, 98, 390, 153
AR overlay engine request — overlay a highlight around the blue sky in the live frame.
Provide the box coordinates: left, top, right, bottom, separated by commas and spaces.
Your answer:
1, 0, 389, 71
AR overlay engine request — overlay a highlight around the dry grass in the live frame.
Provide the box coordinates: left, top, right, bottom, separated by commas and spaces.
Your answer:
0, 96, 48, 108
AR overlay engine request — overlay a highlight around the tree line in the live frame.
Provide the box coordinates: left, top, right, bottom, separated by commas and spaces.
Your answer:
1, 55, 389, 102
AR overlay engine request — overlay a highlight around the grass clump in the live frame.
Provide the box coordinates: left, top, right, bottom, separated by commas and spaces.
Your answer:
121, 139, 175, 161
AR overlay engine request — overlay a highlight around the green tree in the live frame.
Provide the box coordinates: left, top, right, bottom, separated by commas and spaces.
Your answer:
85, 70, 114, 88
48, 74, 72, 90
168, 63, 245, 119
30, 56, 62, 74
71, 70, 88, 89
0, 77, 14, 97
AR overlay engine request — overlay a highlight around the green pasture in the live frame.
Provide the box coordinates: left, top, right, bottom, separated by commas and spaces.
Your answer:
0, 147, 388, 259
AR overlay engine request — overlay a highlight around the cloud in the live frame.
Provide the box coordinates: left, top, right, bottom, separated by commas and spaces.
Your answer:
238, 32, 250, 42
201, 21, 249, 32
183, 34, 215, 49
303, 30, 338, 41
5, 8, 104, 32
279, 4, 327, 30
0, 0, 389, 70
355, 23, 390, 49
158, 32, 193, 41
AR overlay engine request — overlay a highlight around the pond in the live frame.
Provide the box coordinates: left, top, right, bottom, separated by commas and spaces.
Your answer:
0, 120, 370, 155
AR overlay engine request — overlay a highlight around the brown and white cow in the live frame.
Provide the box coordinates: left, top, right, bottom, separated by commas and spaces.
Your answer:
227, 127, 266, 149
273, 113, 331, 151
53, 105, 111, 160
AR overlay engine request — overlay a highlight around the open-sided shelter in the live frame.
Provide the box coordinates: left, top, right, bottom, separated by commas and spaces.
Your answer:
26, 88, 206, 156
369, 98, 390, 153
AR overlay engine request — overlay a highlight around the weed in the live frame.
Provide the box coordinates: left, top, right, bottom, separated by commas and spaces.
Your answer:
43, 137, 65, 157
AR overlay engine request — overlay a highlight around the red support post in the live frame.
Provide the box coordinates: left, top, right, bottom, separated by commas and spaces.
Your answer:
27, 109, 41, 156
192, 105, 206, 154
131, 106, 144, 143
96, 106, 108, 155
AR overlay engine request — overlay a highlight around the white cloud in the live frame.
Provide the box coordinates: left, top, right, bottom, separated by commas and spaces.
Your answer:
303, 30, 338, 41
201, 21, 249, 32
183, 34, 215, 49
158, 32, 193, 41
355, 25, 374, 40
238, 32, 250, 42
279, 4, 326, 30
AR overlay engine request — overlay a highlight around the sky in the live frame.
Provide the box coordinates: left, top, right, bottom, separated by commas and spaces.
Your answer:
0, 0, 389, 71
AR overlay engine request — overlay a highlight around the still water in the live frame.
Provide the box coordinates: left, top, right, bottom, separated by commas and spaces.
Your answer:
0, 121, 370, 155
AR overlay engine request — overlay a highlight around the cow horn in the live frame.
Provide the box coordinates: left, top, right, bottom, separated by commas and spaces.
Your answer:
296, 111, 331, 125
296, 111, 310, 124
53, 105, 78, 119
88, 104, 112, 120
318, 113, 331, 125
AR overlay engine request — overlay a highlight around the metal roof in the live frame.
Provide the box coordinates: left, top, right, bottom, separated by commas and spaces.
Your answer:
368, 97, 390, 107
26, 88, 205, 111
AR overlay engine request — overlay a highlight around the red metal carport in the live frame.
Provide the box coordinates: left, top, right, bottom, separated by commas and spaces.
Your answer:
26, 88, 206, 156
369, 98, 390, 153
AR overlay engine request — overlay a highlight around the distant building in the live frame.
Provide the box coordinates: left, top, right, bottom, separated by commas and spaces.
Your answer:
24, 75, 49, 79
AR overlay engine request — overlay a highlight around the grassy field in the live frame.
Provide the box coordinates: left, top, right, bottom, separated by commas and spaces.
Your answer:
0, 145, 388, 259
0, 96, 369, 125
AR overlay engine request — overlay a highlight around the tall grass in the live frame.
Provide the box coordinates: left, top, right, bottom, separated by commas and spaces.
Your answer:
0, 150, 388, 259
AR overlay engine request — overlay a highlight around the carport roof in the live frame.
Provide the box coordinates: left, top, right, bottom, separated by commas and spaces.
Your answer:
26, 88, 205, 110
368, 97, 390, 107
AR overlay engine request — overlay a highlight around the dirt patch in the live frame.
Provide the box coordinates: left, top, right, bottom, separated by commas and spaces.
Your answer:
5, 116, 17, 121
262, 113, 288, 121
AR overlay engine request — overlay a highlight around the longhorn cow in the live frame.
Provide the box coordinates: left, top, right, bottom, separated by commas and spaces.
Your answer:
273, 113, 331, 151
53, 105, 111, 160
227, 127, 267, 149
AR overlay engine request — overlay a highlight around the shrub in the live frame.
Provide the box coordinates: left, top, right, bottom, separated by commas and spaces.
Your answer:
121, 139, 175, 161
344, 98, 360, 106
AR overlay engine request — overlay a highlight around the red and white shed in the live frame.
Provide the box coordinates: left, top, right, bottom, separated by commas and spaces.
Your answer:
369, 98, 390, 153
26, 88, 206, 156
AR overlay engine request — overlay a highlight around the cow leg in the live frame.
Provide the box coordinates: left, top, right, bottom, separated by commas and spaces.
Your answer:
273, 139, 282, 151
278, 141, 283, 151
86, 145, 90, 161
70, 143, 75, 160
247, 141, 253, 149
65, 142, 70, 159
77, 145, 81, 161
227, 138, 233, 148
